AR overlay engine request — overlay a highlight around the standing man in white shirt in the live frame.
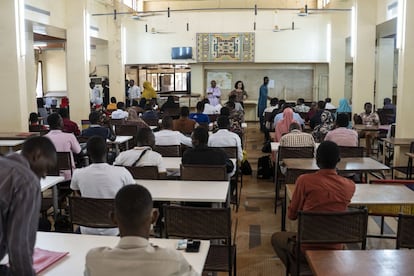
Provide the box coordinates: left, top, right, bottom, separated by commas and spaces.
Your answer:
89, 81, 102, 108
206, 80, 221, 107
128, 80, 141, 107
70, 136, 134, 236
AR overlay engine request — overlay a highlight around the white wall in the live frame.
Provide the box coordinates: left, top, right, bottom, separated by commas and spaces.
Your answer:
377, 0, 398, 24
42, 50, 67, 93
124, 10, 336, 64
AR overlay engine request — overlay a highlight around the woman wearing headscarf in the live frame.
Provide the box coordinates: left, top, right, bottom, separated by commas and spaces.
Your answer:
312, 110, 335, 142
275, 108, 298, 142
336, 98, 352, 128
141, 81, 157, 103
125, 109, 150, 130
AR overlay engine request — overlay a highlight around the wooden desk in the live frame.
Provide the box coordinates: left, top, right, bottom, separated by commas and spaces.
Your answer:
405, 152, 414, 179
0, 132, 38, 140
284, 183, 414, 231
135, 179, 229, 207
380, 138, 413, 165
283, 157, 389, 172
353, 124, 389, 132
107, 135, 133, 155
306, 250, 414, 276
0, 139, 24, 153
41, 176, 65, 220
35, 232, 209, 275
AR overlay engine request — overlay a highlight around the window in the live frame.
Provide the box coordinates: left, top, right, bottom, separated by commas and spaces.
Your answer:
36, 61, 43, 98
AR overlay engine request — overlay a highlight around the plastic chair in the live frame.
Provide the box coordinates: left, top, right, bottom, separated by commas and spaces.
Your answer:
164, 205, 237, 276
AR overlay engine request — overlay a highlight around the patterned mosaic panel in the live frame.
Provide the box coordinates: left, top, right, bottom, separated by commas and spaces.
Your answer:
196, 33, 255, 62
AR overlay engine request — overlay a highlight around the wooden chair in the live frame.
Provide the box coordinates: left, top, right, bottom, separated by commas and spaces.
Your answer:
164, 205, 237, 276
154, 145, 181, 157
338, 146, 365, 158
124, 166, 159, 179
288, 208, 368, 276
68, 197, 116, 229
284, 168, 316, 185
142, 117, 159, 127
110, 118, 125, 125
392, 141, 414, 179
180, 164, 227, 181
211, 146, 241, 212
377, 108, 395, 125
115, 124, 139, 149
275, 146, 314, 213
396, 214, 414, 249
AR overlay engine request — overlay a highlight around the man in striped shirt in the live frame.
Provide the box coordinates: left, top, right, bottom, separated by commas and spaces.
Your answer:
280, 123, 315, 148
0, 137, 57, 275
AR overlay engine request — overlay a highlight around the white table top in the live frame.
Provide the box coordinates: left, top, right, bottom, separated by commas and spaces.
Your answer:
35, 232, 209, 275
40, 176, 65, 192
0, 140, 25, 147
287, 184, 414, 205
107, 135, 133, 144
135, 179, 229, 203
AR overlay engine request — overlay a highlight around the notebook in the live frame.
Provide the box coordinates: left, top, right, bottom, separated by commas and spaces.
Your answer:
33, 248, 69, 273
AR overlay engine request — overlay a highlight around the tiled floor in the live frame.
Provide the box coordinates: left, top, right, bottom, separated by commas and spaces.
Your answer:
229, 123, 397, 275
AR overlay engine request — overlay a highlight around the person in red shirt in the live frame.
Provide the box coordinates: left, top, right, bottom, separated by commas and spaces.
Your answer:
58, 108, 80, 136
271, 141, 356, 268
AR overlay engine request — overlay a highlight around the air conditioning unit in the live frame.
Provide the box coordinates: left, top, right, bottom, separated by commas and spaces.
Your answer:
89, 76, 105, 85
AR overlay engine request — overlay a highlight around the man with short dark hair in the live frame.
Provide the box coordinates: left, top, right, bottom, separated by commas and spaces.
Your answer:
70, 136, 134, 236
154, 116, 192, 147
189, 101, 210, 124
324, 97, 336, 110
270, 141, 355, 268
294, 98, 310, 113
182, 127, 234, 173
325, 113, 358, 146
111, 102, 129, 119
173, 106, 196, 135
82, 111, 116, 141
0, 137, 57, 275
280, 122, 315, 148
85, 185, 198, 276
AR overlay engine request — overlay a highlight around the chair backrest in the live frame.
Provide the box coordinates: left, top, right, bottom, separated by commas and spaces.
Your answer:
110, 118, 125, 125
68, 197, 116, 228
164, 205, 232, 241
296, 208, 368, 275
338, 146, 365, 158
410, 141, 414, 153
377, 108, 395, 125
278, 146, 315, 160
48, 152, 73, 176
285, 168, 316, 184
264, 112, 273, 122
397, 214, 414, 249
142, 118, 159, 126
212, 146, 237, 159
207, 114, 218, 123
115, 124, 139, 148
154, 144, 181, 157
180, 164, 227, 181
124, 166, 159, 179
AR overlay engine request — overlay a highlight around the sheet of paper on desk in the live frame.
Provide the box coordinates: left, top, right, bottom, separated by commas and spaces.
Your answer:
33, 247, 69, 273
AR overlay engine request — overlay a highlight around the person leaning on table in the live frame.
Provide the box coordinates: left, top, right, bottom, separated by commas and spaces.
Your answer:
0, 137, 57, 276
85, 184, 199, 276
270, 141, 356, 269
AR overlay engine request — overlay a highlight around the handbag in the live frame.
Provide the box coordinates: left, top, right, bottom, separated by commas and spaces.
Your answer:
240, 159, 252, 175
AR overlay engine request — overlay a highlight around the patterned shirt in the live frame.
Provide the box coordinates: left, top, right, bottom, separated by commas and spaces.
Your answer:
0, 154, 41, 275
359, 112, 380, 125
280, 130, 315, 148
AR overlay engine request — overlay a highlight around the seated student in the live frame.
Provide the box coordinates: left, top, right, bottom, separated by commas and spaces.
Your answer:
106, 97, 117, 110
324, 97, 336, 110
160, 96, 179, 112
274, 108, 299, 142
309, 100, 326, 129
189, 101, 210, 124
125, 109, 150, 130
114, 128, 166, 174
294, 98, 310, 113
84, 184, 198, 276
29, 112, 48, 131
220, 106, 243, 138
82, 111, 116, 141
354, 102, 379, 155
280, 122, 315, 148
312, 110, 335, 143
324, 113, 358, 146
70, 136, 134, 236
58, 108, 80, 136
111, 102, 129, 119
182, 127, 234, 174
173, 106, 196, 136
154, 116, 192, 148
141, 103, 159, 121
203, 98, 221, 115
271, 141, 355, 269
227, 94, 244, 112
44, 113, 81, 179
274, 104, 304, 128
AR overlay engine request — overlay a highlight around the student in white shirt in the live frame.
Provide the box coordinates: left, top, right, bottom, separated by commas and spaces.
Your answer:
70, 136, 134, 236
111, 102, 129, 119
154, 116, 192, 147
85, 185, 198, 276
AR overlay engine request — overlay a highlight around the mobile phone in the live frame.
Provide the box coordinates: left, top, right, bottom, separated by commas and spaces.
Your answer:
185, 240, 201, 252
177, 239, 187, 250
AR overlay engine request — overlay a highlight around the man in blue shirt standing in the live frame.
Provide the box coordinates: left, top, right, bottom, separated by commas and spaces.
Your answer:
258, 76, 271, 132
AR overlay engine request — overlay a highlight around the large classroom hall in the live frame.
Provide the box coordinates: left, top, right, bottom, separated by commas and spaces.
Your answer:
1, 0, 414, 275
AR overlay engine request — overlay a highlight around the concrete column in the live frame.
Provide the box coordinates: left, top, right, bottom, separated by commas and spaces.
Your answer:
396, 0, 414, 138
0, 0, 28, 131
65, 0, 90, 125
108, 19, 125, 103
328, 13, 347, 106
375, 38, 394, 109
25, 21, 37, 114
351, 0, 377, 114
